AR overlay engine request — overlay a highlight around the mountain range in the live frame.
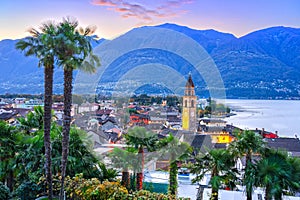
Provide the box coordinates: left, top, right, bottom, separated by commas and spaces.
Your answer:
0, 23, 300, 99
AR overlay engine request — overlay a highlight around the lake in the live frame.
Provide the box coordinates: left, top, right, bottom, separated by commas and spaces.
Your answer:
224, 99, 300, 138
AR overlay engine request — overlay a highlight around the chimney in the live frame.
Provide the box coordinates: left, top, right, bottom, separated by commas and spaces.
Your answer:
260, 128, 265, 137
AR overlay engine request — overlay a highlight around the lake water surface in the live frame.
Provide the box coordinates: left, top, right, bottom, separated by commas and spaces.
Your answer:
224, 99, 300, 138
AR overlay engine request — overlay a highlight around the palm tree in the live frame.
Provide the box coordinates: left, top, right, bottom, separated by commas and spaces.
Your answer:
159, 134, 192, 195
190, 148, 237, 200
125, 126, 159, 190
228, 130, 265, 200
109, 147, 138, 189
285, 156, 300, 195
255, 150, 300, 200
16, 122, 113, 196
54, 17, 100, 199
16, 22, 58, 199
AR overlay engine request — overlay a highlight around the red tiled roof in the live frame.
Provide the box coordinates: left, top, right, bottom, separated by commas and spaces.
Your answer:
263, 133, 279, 138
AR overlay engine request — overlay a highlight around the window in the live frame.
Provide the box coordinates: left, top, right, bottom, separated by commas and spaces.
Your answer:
191, 100, 194, 107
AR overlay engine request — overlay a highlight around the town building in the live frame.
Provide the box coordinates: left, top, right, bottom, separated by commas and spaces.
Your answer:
198, 119, 234, 144
78, 102, 99, 113
0, 107, 30, 124
264, 137, 300, 157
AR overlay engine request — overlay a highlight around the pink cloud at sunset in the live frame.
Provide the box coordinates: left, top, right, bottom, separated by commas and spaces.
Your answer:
0, 0, 299, 40
91, 0, 194, 21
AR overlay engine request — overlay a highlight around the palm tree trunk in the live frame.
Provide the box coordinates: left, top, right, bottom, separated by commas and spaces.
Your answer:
169, 159, 178, 195
136, 147, 144, 190
210, 168, 218, 200
44, 65, 54, 200
122, 170, 130, 189
211, 187, 218, 200
7, 170, 14, 192
246, 153, 252, 200
274, 192, 282, 200
60, 68, 73, 199
197, 185, 205, 200
265, 184, 271, 200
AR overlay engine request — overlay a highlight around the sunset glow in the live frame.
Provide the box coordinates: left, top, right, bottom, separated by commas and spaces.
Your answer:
0, 0, 299, 40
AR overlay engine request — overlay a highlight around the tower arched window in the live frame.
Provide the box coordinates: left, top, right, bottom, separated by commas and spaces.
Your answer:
185, 100, 187, 107
191, 100, 194, 108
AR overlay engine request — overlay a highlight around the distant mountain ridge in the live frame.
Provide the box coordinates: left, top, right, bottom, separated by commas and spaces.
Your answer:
0, 23, 300, 99
157, 23, 300, 98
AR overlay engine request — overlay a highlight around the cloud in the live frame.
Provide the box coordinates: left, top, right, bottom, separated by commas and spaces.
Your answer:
91, 0, 194, 22
91, 0, 117, 6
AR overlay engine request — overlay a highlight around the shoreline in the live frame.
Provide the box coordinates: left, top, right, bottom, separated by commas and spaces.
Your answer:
224, 99, 300, 138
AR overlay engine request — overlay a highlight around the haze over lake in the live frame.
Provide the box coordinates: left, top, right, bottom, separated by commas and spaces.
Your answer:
225, 99, 300, 138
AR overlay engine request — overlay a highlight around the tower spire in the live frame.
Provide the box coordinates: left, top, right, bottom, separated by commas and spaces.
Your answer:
186, 73, 195, 88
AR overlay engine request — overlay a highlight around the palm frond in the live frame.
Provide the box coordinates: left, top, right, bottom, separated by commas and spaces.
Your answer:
40, 20, 57, 34
28, 28, 40, 37
62, 16, 78, 29
84, 25, 97, 36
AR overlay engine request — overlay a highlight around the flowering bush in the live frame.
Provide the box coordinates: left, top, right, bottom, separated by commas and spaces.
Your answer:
65, 174, 127, 200
38, 174, 62, 197
64, 174, 190, 200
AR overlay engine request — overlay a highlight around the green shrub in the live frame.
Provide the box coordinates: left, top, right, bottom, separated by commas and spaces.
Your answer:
0, 182, 10, 200
14, 181, 40, 200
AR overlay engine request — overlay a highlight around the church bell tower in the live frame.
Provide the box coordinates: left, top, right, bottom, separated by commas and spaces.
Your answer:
182, 74, 197, 132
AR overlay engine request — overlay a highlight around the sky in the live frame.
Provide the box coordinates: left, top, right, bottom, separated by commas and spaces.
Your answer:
0, 0, 299, 40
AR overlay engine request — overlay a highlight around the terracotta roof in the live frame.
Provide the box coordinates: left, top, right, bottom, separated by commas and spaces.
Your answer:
130, 113, 150, 120
263, 132, 279, 139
